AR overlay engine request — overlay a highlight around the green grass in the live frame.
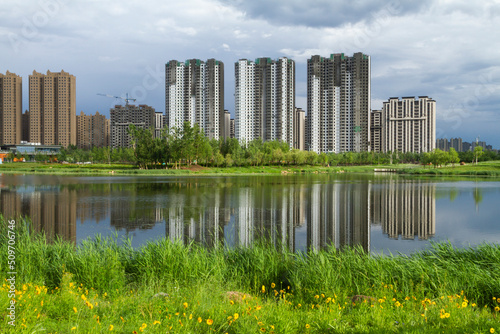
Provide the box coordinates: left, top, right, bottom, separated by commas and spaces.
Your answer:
1, 216, 500, 333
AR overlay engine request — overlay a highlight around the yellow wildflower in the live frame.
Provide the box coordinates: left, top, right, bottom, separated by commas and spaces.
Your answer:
490, 329, 495, 334
462, 301, 467, 308
261, 285, 266, 293
153, 320, 161, 325
183, 302, 188, 309
305, 324, 310, 329
271, 283, 275, 289
495, 306, 500, 312
234, 313, 239, 320
109, 324, 114, 331
206, 319, 213, 325
73, 307, 77, 313
71, 327, 77, 331
198, 317, 202, 323
445, 313, 450, 318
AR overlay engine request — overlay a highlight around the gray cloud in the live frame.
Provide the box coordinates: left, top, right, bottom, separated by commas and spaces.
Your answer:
217, 0, 431, 28
0, 0, 499, 148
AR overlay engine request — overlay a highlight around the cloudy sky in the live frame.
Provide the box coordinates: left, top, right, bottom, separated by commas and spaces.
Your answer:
1, 0, 499, 147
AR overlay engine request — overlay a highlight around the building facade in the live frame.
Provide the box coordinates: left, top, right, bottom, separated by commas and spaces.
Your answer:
165, 59, 224, 140
76, 111, 110, 149
370, 109, 382, 153
155, 112, 164, 138
381, 96, 436, 153
235, 57, 295, 147
28, 70, 76, 147
0, 71, 22, 145
306, 53, 371, 153
110, 104, 155, 148
293, 107, 305, 150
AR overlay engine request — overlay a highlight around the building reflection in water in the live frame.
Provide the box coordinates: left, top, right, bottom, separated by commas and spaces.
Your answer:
0, 185, 77, 244
370, 178, 436, 240
0, 175, 436, 250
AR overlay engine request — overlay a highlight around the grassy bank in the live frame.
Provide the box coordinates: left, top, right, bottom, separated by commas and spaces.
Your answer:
1, 217, 499, 333
2, 161, 500, 177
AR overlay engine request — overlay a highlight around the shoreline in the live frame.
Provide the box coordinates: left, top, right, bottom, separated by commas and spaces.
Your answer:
1, 161, 500, 177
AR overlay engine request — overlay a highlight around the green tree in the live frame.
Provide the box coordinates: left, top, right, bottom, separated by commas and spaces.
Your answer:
448, 148, 460, 166
473, 146, 484, 164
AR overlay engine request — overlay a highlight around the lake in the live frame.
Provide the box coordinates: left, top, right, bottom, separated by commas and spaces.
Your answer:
1, 173, 499, 255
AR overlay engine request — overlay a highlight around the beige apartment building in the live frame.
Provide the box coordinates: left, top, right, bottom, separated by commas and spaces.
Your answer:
379, 96, 436, 153
29, 70, 76, 147
0, 71, 22, 145
76, 111, 110, 149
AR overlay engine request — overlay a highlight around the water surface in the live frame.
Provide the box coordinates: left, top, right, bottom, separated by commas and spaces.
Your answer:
1, 173, 499, 255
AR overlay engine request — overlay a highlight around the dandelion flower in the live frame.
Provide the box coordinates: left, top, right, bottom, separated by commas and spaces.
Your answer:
305, 324, 310, 329
490, 329, 495, 334
206, 319, 213, 325
462, 302, 467, 308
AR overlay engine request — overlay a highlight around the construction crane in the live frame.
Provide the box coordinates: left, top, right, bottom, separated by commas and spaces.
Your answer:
97, 93, 136, 107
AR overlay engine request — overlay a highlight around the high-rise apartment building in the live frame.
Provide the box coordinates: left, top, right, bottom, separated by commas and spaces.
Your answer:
449, 137, 462, 152
235, 57, 295, 147
155, 111, 164, 138
0, 71, 22, 145
381, 96, 436, 153
76, 111, 110, 149
29, 70, 76, 147
165, 59, 224, 140
223, 110, 231, 139
293, 107, 305, 150
110, 104, 155, 148
306, 53, 371, 153
436, 138, 449, 151
370, 109, 382, 153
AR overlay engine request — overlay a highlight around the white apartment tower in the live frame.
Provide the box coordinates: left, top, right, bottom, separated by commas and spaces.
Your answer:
165, 59, 224, 140
235, 57, 295, 147
306, 53, 371, 153
382, 96, 436, 153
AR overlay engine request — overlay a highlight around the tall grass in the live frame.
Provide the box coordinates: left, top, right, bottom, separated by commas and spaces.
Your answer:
1, 215, 499, 307
2, 216, 500, 332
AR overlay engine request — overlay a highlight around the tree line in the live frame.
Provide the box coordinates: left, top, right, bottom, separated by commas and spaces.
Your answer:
7, 122, 498, 167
